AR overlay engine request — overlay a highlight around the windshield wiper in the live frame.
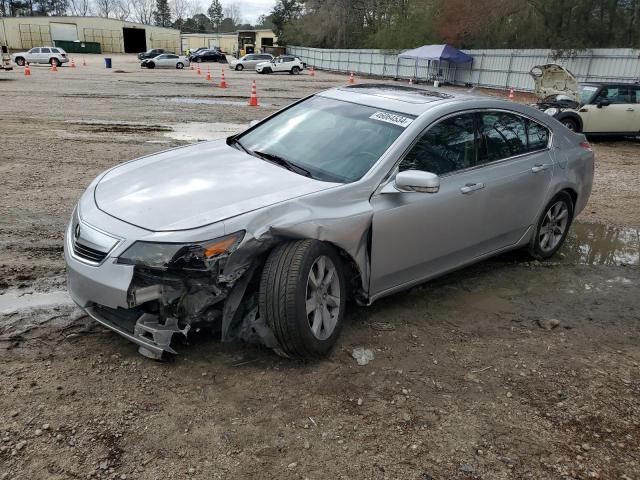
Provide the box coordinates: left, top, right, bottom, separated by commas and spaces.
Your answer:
253, 151, 313, 178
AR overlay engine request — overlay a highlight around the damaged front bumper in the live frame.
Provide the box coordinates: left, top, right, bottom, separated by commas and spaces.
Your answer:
64, 214, 277, 360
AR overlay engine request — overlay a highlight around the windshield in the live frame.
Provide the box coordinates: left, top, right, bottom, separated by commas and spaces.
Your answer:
579, 85, 599, 104
236, 96, 412, 183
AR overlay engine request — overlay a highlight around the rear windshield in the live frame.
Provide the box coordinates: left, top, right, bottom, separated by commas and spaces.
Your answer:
236, 96, 413, 183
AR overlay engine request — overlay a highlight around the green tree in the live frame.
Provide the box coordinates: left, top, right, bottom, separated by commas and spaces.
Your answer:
271, 0, 303, 41
154, 0, 172, 27
207, 0, 224, 30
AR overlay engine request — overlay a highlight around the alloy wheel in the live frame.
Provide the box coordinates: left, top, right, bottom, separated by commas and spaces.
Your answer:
305, 255, 341, 341
539, 201, 569, 252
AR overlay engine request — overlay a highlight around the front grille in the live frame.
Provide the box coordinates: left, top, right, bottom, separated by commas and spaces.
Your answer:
72, 239, 108, 264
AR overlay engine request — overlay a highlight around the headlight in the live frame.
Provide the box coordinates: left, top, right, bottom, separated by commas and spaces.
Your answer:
117, 231, 244, 271
544, 107, 559, 116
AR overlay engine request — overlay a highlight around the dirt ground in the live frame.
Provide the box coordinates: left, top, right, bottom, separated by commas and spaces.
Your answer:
1, 54, 639, 480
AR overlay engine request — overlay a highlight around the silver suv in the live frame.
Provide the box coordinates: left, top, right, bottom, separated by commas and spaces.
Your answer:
230, 53, 274, 71
12, 46, 69, 67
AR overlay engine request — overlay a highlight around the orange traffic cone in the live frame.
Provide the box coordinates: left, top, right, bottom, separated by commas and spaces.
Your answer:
219, 69, 228, 88
348, 72, 355, 85
24, 63, 31, 76
71, 58, 76, 68
309, 66, 315, 77
248, 80, 259, 107
51, 61, 58, 72
508, 88, 515, 100
206, 66, 211, 81
197, 64, 201, 75
82, 56, 87, 67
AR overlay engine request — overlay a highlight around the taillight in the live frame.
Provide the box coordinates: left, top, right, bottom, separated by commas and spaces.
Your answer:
579, 141, 592, 152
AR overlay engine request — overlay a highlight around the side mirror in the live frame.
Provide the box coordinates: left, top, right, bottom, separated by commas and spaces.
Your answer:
597, 99, 610, 108
385, 170, 440, 193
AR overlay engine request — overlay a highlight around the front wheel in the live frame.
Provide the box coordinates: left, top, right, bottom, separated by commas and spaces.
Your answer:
528, 191, 574, 260
235, 64, 244, 71
15, 57, 25, 66
259, 240, 346, 359
176, 62, 184, 69
559, 117, 580, 133
50, 57, 60, 67
291, 66, 301, 75
147, 62, 155, 69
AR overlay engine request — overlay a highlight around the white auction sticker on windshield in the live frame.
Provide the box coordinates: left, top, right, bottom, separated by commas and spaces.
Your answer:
369, 111, 413, 128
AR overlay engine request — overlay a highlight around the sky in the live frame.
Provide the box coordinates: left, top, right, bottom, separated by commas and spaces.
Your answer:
221, 0, 276, 24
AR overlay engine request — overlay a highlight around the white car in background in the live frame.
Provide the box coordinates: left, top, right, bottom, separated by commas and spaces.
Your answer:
230, 53, 274, 71
256, 55, 305, 75
141, 53, 190, 70
531, 63, 640, 135
12, 46, 69, 67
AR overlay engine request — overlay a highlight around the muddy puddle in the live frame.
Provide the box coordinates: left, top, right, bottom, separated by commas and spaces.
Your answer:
0, 290, 73, 315
561, 222, 639, 266
164, 122, 245, 141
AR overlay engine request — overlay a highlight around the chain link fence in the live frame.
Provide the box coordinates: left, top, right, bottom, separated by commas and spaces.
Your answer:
288, 46, 640, 92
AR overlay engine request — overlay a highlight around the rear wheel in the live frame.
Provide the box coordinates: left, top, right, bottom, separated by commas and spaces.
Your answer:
176, 62, 184, 69
50, 57, 60, 67
15, 57, 25, 66
259, 240, 346, 359
235, 64, 244, 71
196, 57, 202, 63
528, 191, 574, 260
291, 66, 301, 75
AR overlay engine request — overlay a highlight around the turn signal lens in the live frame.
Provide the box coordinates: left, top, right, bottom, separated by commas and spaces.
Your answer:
203, 236, 240, 258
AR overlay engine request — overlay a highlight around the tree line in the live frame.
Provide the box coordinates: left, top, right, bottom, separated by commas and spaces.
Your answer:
269, 0, 640, 49
0, 0, 275, 33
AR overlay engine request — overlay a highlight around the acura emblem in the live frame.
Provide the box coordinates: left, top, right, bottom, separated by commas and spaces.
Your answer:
74, 223, 81, 239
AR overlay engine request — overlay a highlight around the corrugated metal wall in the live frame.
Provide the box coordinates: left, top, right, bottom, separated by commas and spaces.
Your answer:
288, 46, 640, 91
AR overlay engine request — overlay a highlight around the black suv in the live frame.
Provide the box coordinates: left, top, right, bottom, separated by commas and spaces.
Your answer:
138, 48, 173, 60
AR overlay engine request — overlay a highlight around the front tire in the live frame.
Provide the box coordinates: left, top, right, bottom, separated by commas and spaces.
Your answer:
15, 57, 25, 66
147, 62, 155, 69
235, 64, 244, 71
176, 62, 184, 69
259, 240, 346, 359
528, 191, 574, 260
50, 57, 60, 67
291, 66, 301, 75
559, 116, 580, 133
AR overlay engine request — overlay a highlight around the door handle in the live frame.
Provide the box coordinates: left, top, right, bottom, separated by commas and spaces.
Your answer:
531, 164, 551, 173
460, 182, 485, 194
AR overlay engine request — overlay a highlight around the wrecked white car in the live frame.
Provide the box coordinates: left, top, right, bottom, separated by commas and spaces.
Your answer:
530, 63, 640, 135
65, 84, 594, 360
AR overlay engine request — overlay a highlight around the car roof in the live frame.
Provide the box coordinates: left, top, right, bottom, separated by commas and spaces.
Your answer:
581, 82, 640, 87
319, 83, 466, 116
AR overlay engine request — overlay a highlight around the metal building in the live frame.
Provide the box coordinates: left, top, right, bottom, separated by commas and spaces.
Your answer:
0, 16, 180, 54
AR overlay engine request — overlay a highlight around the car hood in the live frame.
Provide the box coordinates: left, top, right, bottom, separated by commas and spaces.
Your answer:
94, 140, 340, 232
530, 63, 579, 102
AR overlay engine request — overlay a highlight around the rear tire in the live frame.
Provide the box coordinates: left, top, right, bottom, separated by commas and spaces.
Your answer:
50, 57, 60, 67
291, 66, 301, 75
176, 62, 184, 69
15, 57, 25, 66
259, 240, 346, 359
528, 191, 574, 260
235, 64, 244, 71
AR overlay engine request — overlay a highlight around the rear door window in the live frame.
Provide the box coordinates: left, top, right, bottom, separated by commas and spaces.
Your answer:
527, 120, 550, 151
28, 48, 40, 54
478, 112, 528, 164
400, 114, 476, 176
40, 48, 51, 53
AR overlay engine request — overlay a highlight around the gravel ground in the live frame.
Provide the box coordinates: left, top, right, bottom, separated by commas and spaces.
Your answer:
0, 54, 639, 480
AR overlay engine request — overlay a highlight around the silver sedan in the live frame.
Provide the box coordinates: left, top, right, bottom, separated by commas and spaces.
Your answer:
65, 84, 594, 360
141, 53, 190, 69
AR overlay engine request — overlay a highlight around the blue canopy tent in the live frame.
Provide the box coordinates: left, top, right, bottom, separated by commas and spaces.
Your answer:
397, 44, 473, 83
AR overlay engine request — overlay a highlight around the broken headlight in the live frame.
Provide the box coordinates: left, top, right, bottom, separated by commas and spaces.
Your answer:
117, 231, 244, 271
